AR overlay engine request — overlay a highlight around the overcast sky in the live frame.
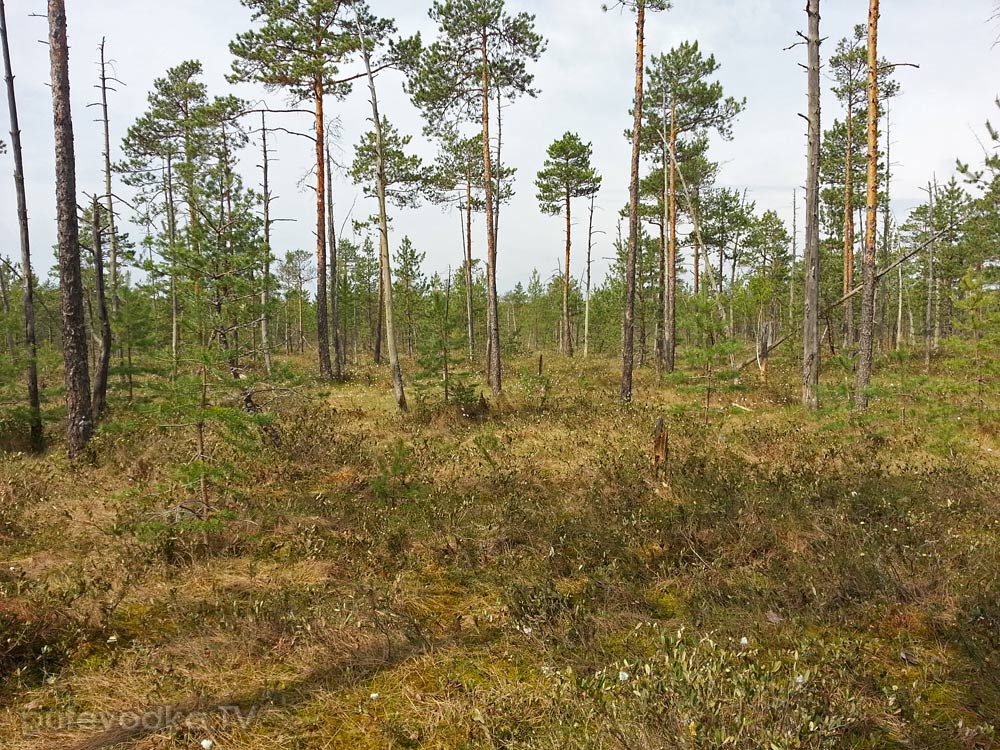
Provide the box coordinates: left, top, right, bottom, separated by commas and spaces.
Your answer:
1, 0, 998, 292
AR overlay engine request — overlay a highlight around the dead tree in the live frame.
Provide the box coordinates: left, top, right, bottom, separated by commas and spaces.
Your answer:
90, 197, 112, 420
855, 0, 881, 409
1, 0, 43, 450
802, 0, 822, 410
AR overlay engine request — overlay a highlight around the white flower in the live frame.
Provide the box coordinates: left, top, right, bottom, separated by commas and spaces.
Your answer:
739, 637, 749, 648
522, 626, 533, 635
370, 693, 380, 700
795, 674, 806, 685
618, 671, 630, 683
201, 741, 215, 750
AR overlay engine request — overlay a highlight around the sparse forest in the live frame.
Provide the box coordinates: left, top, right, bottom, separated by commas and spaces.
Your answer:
1, 1, 999, 748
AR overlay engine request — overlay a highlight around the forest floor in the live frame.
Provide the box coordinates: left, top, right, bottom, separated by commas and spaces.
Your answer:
1, 349, 999, 749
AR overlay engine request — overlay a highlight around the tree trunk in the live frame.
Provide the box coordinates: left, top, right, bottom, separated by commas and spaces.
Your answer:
48, 0, 93, 456
358, 17, 406, 412
98, 39, 123, 383
666, 101, 678, 373
481, 31, 502, 395
165, 157, 180, 379
843, 98, 855, 346
585, 194, 595, 358
790, 189, 797, 328
854, 0, 880, 410
314, 82, 332, 379
0, 0, 42, 451
91, 198, 112, 421
259, 112, 274, 376
326, 143, 343, 380
621, 0, 645, 404
464, 180, 475, 359
563, 191, 573, 356
0, 260, 12, 356
803, 0, 822, 410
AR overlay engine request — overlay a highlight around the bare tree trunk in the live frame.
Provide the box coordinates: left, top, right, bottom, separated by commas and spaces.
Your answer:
665, 101, 678, 373
0, 0, 42, 451
585, 194, 595, 359
854, 0, 880, 410
297, 275, 304, 354
563, 192, 574, 356
48, 0, 92, 456
314, 82, 332, 379
260, 112, 273, 376
464, 181, 475, 359
843, 98, 855, 346
802, 0, 822, 410
0, 259, 12, 356
357, 16, 406, 412
481, 32, 502, 395
326, 142, 343, 380
621, 0, 646, 404
790, 189, 797, 328
97, 38, 124, 393
91, 197, 111, 420
896, 262, 904, 351
165, 157, 180, 379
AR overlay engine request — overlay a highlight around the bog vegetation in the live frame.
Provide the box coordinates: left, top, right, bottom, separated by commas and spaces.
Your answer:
0, 1, 999, 748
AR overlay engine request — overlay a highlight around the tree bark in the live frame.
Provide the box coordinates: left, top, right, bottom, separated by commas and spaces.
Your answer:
584, 194, 595, 358
563, 191, 573, 356
481, 30, 502, 394
48, 0, 93, 456
91, 198, 112, 421
854, 0, 880, 410
314, 81, 332, 379
0, 259, 12, 356
259, 112, 274, 376
464, 179, 475, 360
665, 100, 678, 373
802, 0, 822, 410
843, 97, 855, 346
621, 0, 646, 404
358, 17, 406, 412
326, 143, 343, 380
0, 0, 43, 451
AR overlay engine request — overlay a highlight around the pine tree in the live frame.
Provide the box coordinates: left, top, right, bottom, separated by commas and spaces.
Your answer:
643, 40, 744, 373
534, 132, 602, 357
606, 0, 671, 403
408, 0, 546, 395
230, 0, 365, 380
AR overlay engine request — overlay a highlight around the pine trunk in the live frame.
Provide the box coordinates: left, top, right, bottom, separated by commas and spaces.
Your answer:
326, 144, 343, 380
843, 100, 855, 346
563, 192, 573, 356
854, 0, 880, 409
0, 0, 43, 450
621, 0, 645, 404
91, 198, 112, 421
260, 113, 273, 376
803, 0, 822, 410
666, 102, 678, 374
465, 180, 475, 360
48, 0, 93, 456
358, 17, 407, 412
481, 31, 502, 394
314, 83, 332, 379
